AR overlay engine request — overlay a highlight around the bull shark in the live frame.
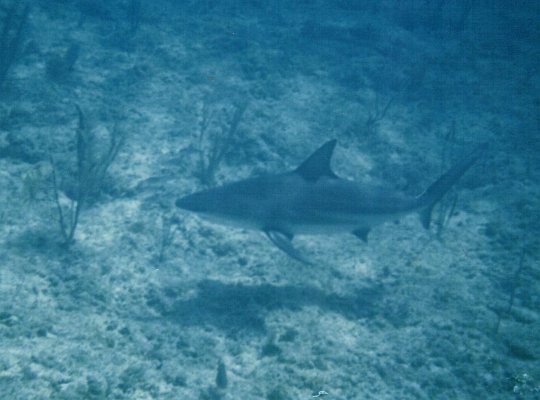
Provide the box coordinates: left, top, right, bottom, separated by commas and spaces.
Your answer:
176, 140, 486, 264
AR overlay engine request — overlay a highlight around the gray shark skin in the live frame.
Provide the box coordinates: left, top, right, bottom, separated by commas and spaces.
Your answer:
176, 140, 487, 264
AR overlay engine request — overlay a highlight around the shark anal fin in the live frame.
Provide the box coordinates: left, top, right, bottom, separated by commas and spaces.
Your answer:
264, 230, 313, 265
295, 139, 338, 181
352, 228, 370, 242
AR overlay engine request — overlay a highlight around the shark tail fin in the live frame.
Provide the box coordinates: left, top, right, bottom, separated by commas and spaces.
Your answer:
417, 143, 488, 229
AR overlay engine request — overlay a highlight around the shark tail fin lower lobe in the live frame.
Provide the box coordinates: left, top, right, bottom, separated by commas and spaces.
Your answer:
418, 143, 488, 229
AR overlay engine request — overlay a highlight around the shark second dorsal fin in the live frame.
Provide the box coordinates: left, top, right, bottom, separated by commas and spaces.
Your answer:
295, 139, 338, 181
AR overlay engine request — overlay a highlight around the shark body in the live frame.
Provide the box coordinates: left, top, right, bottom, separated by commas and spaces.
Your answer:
176, 140, 486, 263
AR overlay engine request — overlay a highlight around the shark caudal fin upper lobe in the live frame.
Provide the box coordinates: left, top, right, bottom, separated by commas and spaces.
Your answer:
418, 143, 488, 229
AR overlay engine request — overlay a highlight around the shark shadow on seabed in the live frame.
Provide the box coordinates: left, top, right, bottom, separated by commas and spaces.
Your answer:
146, 280, 383, 335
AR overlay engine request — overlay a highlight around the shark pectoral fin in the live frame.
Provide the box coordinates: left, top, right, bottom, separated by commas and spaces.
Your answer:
264, 230, 313, 265
352, 228, 370, 243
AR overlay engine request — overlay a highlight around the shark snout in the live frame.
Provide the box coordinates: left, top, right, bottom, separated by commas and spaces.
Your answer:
176, 190, 221, 214
175, 194, 203, 212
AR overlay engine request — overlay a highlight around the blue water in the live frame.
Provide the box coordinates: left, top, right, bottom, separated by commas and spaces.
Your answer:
0, 1, 538, 399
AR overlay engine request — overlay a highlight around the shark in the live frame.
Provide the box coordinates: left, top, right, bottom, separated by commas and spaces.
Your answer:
176, 140, 487, 264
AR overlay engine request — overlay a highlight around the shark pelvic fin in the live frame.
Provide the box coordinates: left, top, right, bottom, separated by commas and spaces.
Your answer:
264, 230, 313, 265
295, 139, 338, 181
352, 228, 370, 242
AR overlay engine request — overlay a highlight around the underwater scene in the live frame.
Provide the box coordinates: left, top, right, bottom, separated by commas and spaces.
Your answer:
0, 1, 539, 399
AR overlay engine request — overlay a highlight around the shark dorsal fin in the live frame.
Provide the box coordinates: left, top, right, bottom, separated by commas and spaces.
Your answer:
295, 139, 338, 181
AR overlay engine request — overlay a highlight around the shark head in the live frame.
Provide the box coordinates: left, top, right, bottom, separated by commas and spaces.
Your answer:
176, 182, 272, 231
175, 190, 218, 214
